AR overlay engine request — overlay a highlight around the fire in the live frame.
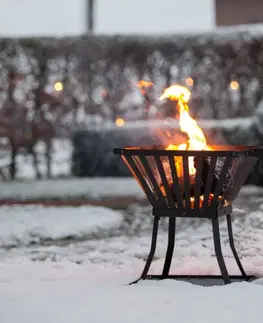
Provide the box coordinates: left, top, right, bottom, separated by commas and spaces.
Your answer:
157, 84, 216, 207
136, 80, 153, 95
159, 85, 208, 151
137, 80, 153, 88
159, 84, 211, 175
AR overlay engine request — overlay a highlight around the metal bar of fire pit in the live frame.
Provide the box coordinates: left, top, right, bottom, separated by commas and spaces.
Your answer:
226, 214, 247, 278
114, 146, 263, 285
182, 155, 191, 209
211, 216, 231, 284
202, 155, 217, 211
194, 157, 203, 211
168, 155, 183, 208
162, 217, 176, 278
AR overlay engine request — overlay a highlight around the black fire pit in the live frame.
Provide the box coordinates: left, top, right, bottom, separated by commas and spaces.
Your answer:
114, 145, 263, 285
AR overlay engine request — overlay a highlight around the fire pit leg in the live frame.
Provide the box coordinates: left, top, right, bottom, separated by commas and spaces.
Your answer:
226, 214, 247, 278
211, 217, 231, 284
162, 217, 176, 278
140, 216, 160, 280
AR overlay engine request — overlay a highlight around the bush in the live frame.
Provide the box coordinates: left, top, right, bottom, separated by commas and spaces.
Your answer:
71, 128, 161, 177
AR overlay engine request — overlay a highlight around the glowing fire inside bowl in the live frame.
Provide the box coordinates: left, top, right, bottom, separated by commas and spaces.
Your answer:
158, 85, 214, 207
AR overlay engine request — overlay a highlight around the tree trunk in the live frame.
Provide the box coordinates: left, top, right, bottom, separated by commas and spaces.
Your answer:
10, 143, 17, 180
45, 139, 52, 178
31, 145, 42, 179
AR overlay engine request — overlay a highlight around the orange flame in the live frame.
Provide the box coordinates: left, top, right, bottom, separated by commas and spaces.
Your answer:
137, 80, 154, 88
136, 80, 153, 95
159, 84, 212, 175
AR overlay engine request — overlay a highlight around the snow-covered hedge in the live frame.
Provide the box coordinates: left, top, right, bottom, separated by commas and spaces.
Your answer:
2, 27, 263, 179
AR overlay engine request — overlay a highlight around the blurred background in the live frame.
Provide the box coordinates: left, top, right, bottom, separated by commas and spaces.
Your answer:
0, 0, 263, 194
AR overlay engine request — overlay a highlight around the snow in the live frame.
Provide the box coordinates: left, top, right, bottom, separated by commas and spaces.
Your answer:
0, 184, 263, 322
0, 186, 263, 268
16, 139, 72, 179
0, 262, 263, 323
98, 116, 255, 132
0, 205, 123, 248
215, 23, 263, 38
0, 177, 144, 201
0, 139, 72, 180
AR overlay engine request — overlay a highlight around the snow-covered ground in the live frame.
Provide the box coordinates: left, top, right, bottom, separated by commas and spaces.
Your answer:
0, 177, 144, 201
1, 186, 263, 269
1, 260, 263, 323
0, 205, 123, 248
1, 184, 263, 322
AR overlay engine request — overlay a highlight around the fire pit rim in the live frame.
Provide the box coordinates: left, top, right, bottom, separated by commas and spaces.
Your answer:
113, 145, 263, 157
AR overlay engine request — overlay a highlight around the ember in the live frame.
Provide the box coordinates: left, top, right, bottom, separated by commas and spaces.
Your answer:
136, 80, 154, 94
136, 80, 154, 118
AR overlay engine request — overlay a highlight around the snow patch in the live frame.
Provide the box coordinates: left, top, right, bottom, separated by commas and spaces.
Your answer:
0, 205, 123, 247
0, 177, 144, 201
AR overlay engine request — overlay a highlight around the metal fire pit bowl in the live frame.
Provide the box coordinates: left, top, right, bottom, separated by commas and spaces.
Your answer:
113, 145, 263, 285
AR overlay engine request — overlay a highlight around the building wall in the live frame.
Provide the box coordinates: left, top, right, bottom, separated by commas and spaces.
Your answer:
0, 0, 215, 37
216, 0, 263, 26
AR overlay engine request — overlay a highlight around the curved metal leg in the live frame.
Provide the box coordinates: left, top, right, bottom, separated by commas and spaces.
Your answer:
140, 216, 160, 279
211, 217, 231, 284
226, 214, 247, 278
162, 217, 176, 278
